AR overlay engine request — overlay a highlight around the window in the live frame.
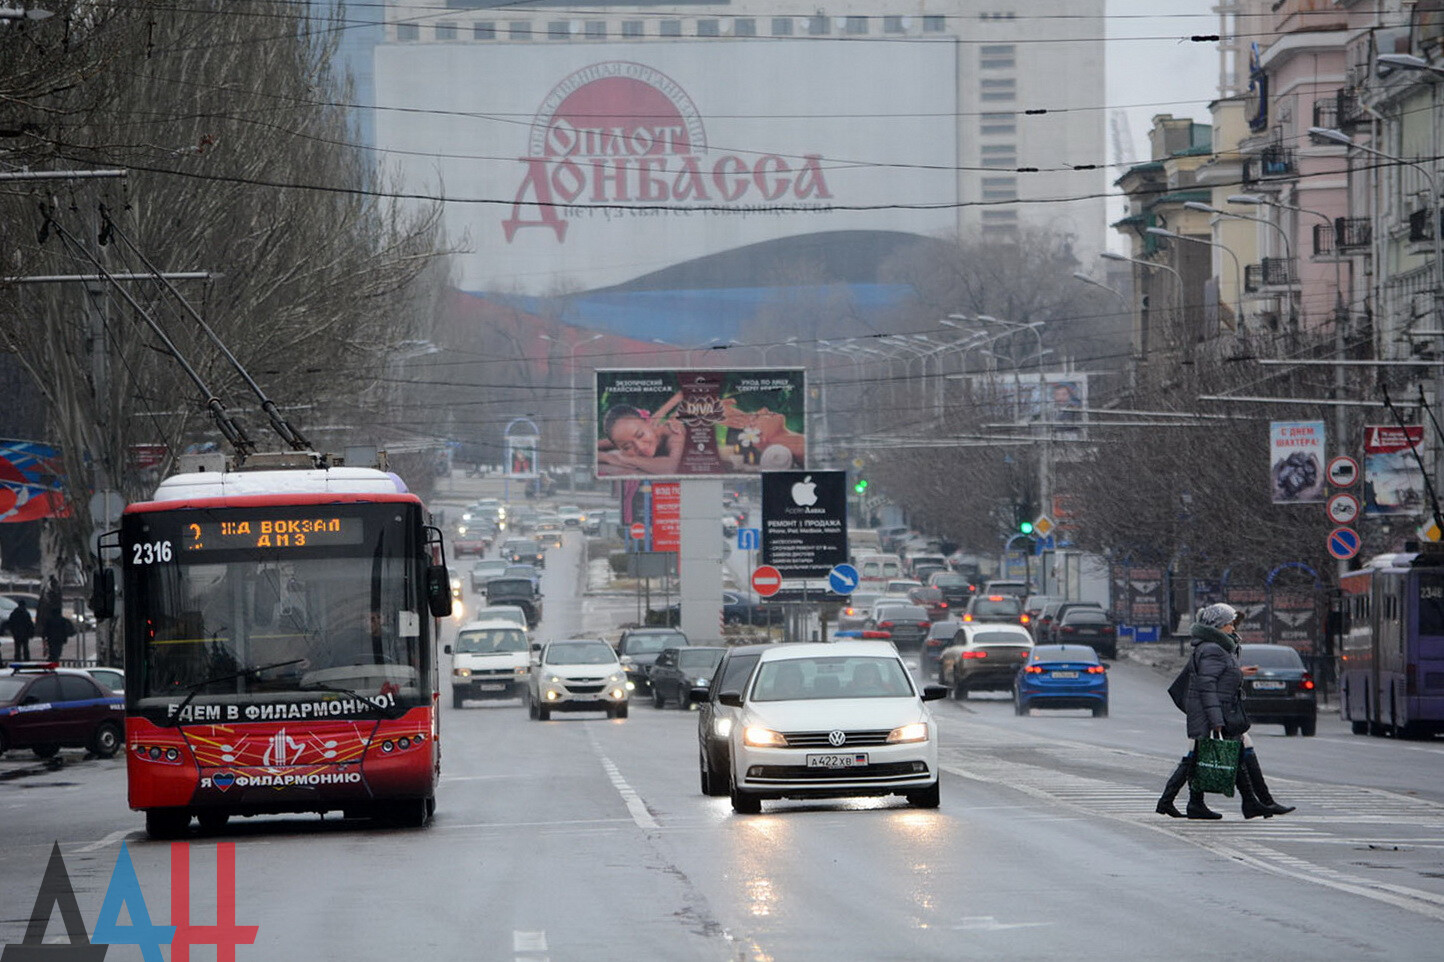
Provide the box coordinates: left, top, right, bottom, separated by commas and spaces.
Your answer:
660, 20, 682, 37
980, 112, 1016, 135
547, 21, 570, 40
508, 22, 531, 40
983, 209, 1019, 222
584, 20, 605, 39
734, 18, 756, 37
980, 43, 1015, 69
923, 15, 946, 32
698, 19, 719, 37
808, 15, 830, 36
981, 149, 1017, 168
980, 77, 1016, 102
981, 176, 1017, 200
772, 17, 793, 36
621, 20, 643, 38
845, 17, 868, 35
435, 21, 456, 41
473, 22, 495, 40
883, 16, 904, 34
396, 22, 418, 41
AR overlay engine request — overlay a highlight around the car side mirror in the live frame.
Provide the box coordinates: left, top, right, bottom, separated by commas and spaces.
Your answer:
718, 690, 743, 708
90, 565, 116, 621
425, 564, 453, 618
443, 644, 453, 655
688, 685, 710, 704
921, 685, 949, 702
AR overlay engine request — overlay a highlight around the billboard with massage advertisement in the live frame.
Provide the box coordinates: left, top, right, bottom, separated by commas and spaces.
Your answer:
595, 369, 806, 479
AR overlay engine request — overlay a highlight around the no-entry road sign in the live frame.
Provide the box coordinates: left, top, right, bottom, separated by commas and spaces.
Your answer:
751, 565, 783, 597
629, 522, 646, 541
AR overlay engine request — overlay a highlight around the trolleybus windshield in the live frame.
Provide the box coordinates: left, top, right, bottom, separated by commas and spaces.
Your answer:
123, 502, 428, 721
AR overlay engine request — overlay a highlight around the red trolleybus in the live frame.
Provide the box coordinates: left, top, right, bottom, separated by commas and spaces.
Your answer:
109, 462, 452, 837
1338, 548, 1444, 738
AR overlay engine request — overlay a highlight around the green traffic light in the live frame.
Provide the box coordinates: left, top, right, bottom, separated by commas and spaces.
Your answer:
1019, 520, 1034, 535
854, 479, 868, 493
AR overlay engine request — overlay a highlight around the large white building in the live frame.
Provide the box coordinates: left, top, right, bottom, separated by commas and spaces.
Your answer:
369, 1, 1105, 345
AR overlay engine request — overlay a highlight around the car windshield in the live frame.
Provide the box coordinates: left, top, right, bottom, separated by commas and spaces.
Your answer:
931, 574, 967, 586
677, 649, 724, 670
879, 606, 928, 621
625, 634, 683, 654
928, 624, 960, 640
0, 676, 29, 702
1033, 646, 1099, 665
545, 643, 616, 665
1241, 646, 1304, 668
455, 627, 527, 654
972, 630, 1028, 645
751, 656, 914, 701
972, 599, 1020, 617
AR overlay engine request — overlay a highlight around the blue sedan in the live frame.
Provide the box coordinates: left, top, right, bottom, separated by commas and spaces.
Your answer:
1014, 644, 1108, 717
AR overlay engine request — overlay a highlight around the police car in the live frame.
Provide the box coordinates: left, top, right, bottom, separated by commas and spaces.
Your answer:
0, 662, 125, 759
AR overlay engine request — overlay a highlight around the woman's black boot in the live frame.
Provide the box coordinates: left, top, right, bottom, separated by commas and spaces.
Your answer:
1185, 789, 1222, 820
1242, 749, 1294, 816
1156, 755, 1192, 818
1235, 761, 1271, 819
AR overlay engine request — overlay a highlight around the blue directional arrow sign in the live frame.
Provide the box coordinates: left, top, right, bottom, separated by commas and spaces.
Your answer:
828, 563, 860, 595
1327, 526, 1360, 561
737, 527, 760, 551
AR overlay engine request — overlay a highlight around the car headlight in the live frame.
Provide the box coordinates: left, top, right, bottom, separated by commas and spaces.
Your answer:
546, 674, 563, 685
693, 677, 710, 687
713, 718, 733, 738
607, 672, 624, 684
743, 726, 787, 748
886, 723, 929, 744
453, 668, 471, 678
514, 666, 529, 675
457, 525, 468, 535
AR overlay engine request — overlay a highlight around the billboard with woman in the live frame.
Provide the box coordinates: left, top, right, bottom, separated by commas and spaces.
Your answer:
595, 369, 806, 479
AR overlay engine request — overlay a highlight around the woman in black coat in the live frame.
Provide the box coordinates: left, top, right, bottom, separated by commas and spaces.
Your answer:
1156, 603, 1294, 819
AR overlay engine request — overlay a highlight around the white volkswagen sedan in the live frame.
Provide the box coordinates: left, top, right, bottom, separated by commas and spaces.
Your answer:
717, 640, 947, 813
527, 638, 630, 720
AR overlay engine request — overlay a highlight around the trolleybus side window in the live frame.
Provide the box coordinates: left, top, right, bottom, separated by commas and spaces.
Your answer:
1418, 574, 1444, 636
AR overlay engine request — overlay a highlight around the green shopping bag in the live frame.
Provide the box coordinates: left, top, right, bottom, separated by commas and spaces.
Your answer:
1189, 735, 1240, 797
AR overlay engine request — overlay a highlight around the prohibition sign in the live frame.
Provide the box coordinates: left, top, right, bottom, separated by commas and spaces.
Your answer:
1327, 455, 1360, 488
751, 565, 783, 597
629, 522, 646, 540
1327, 526, 1361, 561
1327, 493, 1360, 525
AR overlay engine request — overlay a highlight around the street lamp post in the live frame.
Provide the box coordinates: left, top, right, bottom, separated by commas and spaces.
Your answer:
1184, 200, 1296, 325
540, 332, 603, 492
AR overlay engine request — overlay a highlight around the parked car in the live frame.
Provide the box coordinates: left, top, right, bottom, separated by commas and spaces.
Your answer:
938, 623, 1033, 698
1015, 644, 1109, 717
616, 627, 690, 694
927, 571, 977, 608
722, 590, 784, 627
696, 644, 773, 797
962, 594, 1026, 627
868, 604, 932, 651
0, 663, 124, 758
920, 620, 962, 677
710, 640, 948, 813
1238, 644, 1317, 736
445, 619, 530, 707
526, 639, 629, 720
648, 646, 726, 709
469, 558, 511, 592
1053, 607, 1118, 658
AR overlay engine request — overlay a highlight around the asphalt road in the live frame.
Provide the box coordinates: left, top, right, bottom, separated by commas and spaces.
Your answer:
3, 520, 1442, 961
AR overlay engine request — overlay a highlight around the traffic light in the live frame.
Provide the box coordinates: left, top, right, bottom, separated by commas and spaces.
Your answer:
854, 477, 869, 495
1018, 519, 1035, 535
1012, 501, 1034, 535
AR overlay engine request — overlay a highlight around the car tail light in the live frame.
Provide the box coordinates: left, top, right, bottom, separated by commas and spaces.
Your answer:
1024, 665, 1043, 673
1301, 672, 1315, 691
878, 621, 895, 629
1019, 651, 1029, 659
939, 602, 948, 609
862, 629, 891, 639
1086, 665, 1106, 674
962, 613, 974, 622
1060, 625, 1076, 634
916, 621, 930, 629
1100, 626, 1115, 634
986, 595, 1004, 602
960, 650, 987, 659
1020, 614, 1031, 624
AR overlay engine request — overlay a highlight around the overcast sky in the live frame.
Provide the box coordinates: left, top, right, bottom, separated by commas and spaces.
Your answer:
1104, 0, 1221, 244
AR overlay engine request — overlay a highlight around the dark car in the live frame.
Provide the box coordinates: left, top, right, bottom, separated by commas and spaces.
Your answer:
1053, 607, 1118, 659
962, 594, 1026, 627
0, 664, 124, 759
1015, 644, 1109, 717
1238, 644, 1318, 736
722, 590, 784, 627
501, 538, 546, 568
908, 586, 952, 622
648, 645, 726, 709
484, 577, 542, 628
921, 620, 962, 677
695, 645, 771, 796
928, 571, 976, 608
1043, 602, 1106, 643
869, 603, 931, 651
616, 627, 690, 694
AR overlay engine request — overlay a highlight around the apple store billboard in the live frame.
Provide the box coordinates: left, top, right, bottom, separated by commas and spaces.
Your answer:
595, 368, 806, 479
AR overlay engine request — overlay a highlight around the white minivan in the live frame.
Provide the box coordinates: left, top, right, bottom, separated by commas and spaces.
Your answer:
445, 619, 530, 708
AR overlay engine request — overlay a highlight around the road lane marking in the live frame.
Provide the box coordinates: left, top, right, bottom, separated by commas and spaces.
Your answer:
587, 727, 658, 829
73, 830, 132, 853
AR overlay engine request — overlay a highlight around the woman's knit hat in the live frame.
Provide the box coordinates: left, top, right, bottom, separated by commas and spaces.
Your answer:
1196, 603, 1239, 629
